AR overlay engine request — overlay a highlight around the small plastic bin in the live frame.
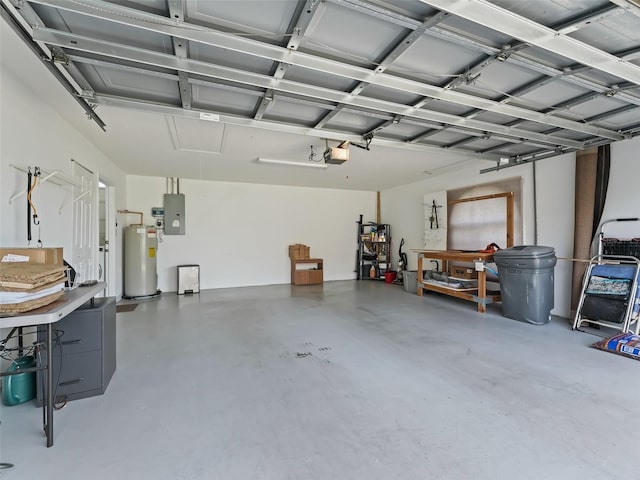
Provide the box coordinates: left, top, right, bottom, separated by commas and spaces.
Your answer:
403, 271, 418, 293
177, 265, 200, 294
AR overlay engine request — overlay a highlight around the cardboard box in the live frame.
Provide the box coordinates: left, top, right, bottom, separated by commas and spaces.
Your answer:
288, 244, 310, 260
0, 248, 64, 266
448, 264, 478, 279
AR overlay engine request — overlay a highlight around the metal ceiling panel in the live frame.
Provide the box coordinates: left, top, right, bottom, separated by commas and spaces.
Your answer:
359, 84, 423, 105
3, 0, 638, 174
566, 96, 632, 118
460, 138, 511, 150
517, 81, 590, 110
421, 130, 471, 144
437, 12, 513, 46
380, 121, 439, 139
420, 100, 472, 116
323, 110, 387, 134
32, 4, 173, 53
489, 0, 612, 26
192, 83, 259, 116
301, 1, 405, 62
459, 62, 544, 101
281, 64, 357, 92
76, 62, 179, 103
189, 42, 275, 75
570, 12, 640, 52
188, 0, 298, 37
387, 34, 482, 81
593, 109, 640, 129
262, 98, 329, 127
470, 110, 522, 125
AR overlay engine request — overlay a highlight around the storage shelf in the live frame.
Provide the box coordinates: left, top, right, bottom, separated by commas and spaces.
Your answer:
357, 221, 391, 281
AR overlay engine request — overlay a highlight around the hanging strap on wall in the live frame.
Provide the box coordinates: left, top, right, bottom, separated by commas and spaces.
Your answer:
27, 168, 32, 244
28, 167, 41, 226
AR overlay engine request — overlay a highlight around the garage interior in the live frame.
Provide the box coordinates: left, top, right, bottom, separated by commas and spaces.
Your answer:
0, 0, 639, 479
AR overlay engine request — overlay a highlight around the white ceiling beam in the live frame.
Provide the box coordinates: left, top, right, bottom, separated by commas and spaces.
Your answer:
608, 0, 640, 19
331, 0, 640, 108
418, 0, 640, 85
33, 27, 587, 149
27, 0, 623, 140
90, 92, 503, 160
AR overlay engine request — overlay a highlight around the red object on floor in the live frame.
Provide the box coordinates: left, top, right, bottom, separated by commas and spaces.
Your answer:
384, 272, 397, 283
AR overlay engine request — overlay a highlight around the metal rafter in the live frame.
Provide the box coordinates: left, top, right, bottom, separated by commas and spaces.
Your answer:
167, 0, 191, 109
315, 11, 448, 129
26, 0, 624, 140
89, 92, 503, 160
255, 0, 326, 120
32, 27, 593, 149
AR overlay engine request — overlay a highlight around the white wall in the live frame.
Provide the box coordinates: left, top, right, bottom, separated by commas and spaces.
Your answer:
0, 56, 128, 297
126, 176, 375, 292
602, 137, 640, 237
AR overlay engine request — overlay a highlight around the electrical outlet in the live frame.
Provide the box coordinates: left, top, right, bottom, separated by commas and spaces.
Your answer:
475, 261, 484, 272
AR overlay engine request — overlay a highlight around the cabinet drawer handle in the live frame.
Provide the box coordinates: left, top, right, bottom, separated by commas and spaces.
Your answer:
61, 339, 82, 346
59, 378, 83, 386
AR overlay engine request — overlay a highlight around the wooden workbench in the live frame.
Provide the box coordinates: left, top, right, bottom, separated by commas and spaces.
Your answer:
414, 250, 501, 313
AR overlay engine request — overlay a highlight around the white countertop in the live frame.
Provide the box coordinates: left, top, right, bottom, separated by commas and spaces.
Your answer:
0, 282, 106, 328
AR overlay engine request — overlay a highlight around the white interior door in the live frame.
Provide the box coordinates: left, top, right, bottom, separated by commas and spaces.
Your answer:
72, 161, 99, 285
105, 185, 117, 297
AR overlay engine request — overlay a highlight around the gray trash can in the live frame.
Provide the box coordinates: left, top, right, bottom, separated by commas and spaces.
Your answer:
493, 246, 557, 325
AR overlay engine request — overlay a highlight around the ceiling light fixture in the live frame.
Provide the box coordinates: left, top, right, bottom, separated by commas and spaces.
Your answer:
256, 157, 328, 169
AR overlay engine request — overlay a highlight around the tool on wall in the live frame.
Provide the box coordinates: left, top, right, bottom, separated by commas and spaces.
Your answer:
429, 199, 442, 229
26, 167, 43, 246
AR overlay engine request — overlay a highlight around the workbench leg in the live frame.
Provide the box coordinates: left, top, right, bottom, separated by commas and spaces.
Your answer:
417, 256, 423, 296
46, 323, 53, 447
477, 269, 487, 314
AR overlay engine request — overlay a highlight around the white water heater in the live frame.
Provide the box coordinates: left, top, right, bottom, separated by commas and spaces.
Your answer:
124, 225, 158, 298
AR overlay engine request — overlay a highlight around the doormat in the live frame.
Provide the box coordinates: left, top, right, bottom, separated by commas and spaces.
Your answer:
116, 303, 138, 313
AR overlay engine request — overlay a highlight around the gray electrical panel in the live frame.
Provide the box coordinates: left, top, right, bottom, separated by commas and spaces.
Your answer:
164, 193, 185, 235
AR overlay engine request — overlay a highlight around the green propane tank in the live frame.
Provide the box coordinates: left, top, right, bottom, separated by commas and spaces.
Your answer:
2, 355, 37, 406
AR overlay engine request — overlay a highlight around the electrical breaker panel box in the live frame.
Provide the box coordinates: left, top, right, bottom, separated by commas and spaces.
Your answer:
164, 194, 185, 235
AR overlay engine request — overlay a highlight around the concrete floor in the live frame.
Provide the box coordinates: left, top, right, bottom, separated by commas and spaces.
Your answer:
1, 280, 639, 479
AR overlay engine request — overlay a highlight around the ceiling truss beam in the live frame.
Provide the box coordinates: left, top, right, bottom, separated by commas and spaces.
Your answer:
90, 92, 503, 160
167, 0, 191, 110
27, 0, 623, 141
314, 11, 448, 129
417, 0, 640, 84
32, 27, 591, 150
255, 0, 326, 120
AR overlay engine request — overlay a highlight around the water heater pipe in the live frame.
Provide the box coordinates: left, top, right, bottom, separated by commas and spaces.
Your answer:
118, 209, 144, 226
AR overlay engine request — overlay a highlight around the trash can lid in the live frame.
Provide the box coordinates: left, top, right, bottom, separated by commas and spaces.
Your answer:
493, 245, 555, 259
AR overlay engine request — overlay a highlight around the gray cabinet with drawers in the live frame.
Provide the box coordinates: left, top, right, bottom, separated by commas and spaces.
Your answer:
38, 296, 116, 404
